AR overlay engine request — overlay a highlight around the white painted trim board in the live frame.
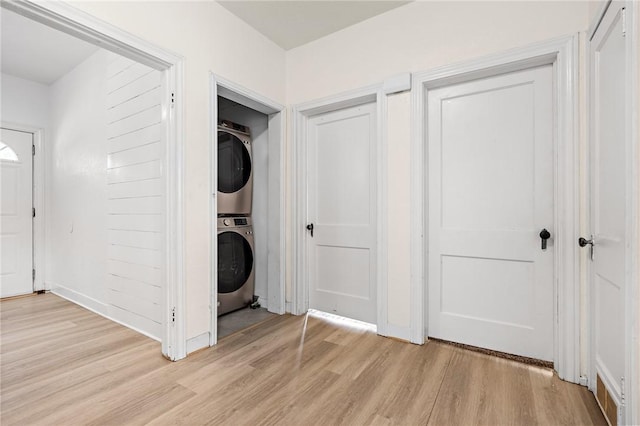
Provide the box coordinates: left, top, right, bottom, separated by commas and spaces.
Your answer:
50, 283, 161, 342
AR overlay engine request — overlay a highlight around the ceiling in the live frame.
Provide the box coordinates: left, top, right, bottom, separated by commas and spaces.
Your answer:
1, 8, 99, 85
217, 1, 412, 50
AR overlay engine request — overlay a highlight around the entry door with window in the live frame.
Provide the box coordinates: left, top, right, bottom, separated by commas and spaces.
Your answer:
427, 66, 555, 361
588, 2, 628, 419
0, 128, 33, 298
306, 102, 377, 324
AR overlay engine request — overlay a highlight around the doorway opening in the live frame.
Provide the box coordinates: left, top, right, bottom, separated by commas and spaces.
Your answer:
1, 2, 185, 360
208, 75, 285, 348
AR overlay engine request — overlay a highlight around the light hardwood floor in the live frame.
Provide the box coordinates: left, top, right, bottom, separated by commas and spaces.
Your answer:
1, 294, 605, 425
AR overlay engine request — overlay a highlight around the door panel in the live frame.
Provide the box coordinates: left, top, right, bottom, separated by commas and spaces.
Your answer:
0, 128, 33, 298
307, 103, 377, 324
590, 2, 627, 408
428, 66, 554, 361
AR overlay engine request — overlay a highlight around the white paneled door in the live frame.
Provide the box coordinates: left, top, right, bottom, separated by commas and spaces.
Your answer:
427, 66, 554, 361
307, 102, 377, 324
589, 2, 627, 413
0, 128, 33, 298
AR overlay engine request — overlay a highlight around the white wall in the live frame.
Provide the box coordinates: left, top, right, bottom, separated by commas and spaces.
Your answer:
1, 73, 49, 129
287, 1, 589, 103
69, 0, 287, 339
106, 54, 164, 339
286, 1, 590, 334
217, 97, 269, 306
48, 50, 109, 307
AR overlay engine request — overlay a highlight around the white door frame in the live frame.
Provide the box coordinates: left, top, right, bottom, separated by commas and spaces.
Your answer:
587, 1, 639, 423
291, 84, 389, 335
2, 0, 187, 361
209, 74, 286, 346
410, 35, 580, 382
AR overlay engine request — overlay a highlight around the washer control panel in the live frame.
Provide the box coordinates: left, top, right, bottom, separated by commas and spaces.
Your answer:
217, 216, 252, 228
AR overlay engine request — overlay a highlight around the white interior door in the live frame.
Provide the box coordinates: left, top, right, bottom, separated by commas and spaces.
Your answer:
307, 102, 377, 324
1, 128, 33, 298
427, 66, 554, 361
589, 2, 627, 415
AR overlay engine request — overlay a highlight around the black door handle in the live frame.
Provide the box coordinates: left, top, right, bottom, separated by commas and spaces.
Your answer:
578, 237, 593, 247
539, 228, 551, 250
306, 223, 314, 238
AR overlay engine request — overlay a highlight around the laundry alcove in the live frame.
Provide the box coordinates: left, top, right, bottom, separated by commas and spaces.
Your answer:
208, 76, 286, 347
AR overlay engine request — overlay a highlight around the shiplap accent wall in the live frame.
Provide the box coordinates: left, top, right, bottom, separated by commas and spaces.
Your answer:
106, 54, 163, 339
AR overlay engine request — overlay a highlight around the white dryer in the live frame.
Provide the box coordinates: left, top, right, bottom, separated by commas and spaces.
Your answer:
217, 123, 252, 215
217, 216, 255, 316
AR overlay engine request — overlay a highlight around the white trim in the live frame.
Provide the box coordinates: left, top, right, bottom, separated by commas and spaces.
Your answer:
291, 84, 391, 338
385, 324, 412, 342
1, 122, 45, 293
625, 0, 640, 424
624, 1, 639, 423
3, 1, 187, 361
587, 2, 640, 423
186, 332, 211, 355
588, 0, 613, 41
50, 282, 161, 342
410, 35, 580, 382
376, 90, 389, 337
209, 73, 286, 347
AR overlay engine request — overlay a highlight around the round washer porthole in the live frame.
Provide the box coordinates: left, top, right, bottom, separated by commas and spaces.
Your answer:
218, 131, 251, 194
217, 231, 253, 294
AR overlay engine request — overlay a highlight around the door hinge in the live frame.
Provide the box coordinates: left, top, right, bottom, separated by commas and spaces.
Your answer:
172, 307, 176, 323
171, 92, 175, 108
32, 145, 35, 156
32, 207, 35, 218
622, 7, 627, 36
32, 269, 35, 281
621, 376, 626, 406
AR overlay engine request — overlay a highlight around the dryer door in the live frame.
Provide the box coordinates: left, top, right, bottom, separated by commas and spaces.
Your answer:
218, 231, 254, 293
218, 131, 251, 193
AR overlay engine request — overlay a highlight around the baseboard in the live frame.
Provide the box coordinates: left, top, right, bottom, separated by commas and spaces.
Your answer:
257, 296, 268, 310
50, 282, 108, 316
186, 331, 210, 354
384, 323, 412, 342
49, 281, 160, 342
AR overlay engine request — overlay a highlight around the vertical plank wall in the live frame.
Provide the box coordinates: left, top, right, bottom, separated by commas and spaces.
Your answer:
106, 54, 164, 339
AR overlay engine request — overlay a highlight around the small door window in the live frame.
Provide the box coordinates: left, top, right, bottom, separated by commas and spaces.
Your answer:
0, 142, 19, 162
218, 131, 251, 193
218, 231, 253, 294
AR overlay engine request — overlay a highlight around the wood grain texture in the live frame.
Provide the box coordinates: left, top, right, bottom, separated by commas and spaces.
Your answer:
1, 294, 606, 425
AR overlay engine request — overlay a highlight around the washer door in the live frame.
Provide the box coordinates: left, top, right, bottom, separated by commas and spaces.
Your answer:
218, 231, 253, 294
218, 131, 251, 194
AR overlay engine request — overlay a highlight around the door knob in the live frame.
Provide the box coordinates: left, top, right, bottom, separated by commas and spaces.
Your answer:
306, 223, 314, 238
578, 236, 593, 247
578, 235, 594, 260
539, 228, 551, 250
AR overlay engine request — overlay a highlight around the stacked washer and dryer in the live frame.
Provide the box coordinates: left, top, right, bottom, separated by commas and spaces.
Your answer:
217, 120, 256, 316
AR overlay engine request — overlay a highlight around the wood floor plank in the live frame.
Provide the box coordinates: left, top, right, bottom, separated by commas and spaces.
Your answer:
0, 294, 606, 425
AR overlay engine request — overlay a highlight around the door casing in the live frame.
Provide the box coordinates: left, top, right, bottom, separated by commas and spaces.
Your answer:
209, 74, 286, 348
292, 85, 389, 335
411, 35, 580, 382
2, 0, 186, 361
